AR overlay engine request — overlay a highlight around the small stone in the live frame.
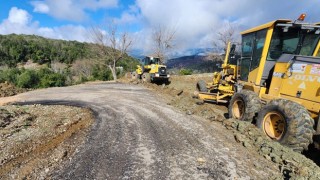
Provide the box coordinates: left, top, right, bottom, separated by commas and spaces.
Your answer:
195, 100, 204, 105
186, 110, 193, 115
209, 115, 217, 121
243, 141, 251, 148
260, 145, 271, 155
297, 166, 309, 176
237, 123, 247, 133
234, 133, 246, 143
197, 158, 206, 164
255, 137, 263, 145
264, 155, 271, 161
270, 153, 282, 164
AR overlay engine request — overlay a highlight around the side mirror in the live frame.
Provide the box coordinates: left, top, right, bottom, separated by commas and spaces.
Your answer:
229, 44, 236, 57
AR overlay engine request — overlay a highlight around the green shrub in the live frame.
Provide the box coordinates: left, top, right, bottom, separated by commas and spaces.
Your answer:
92, 66, 112, 81
179, 68, 193, 75
40, 73, 66, 88
0, 68, 21, 84
17, 69, 39, 88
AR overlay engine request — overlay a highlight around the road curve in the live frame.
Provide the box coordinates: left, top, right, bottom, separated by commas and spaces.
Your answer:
1, 82, 280, 179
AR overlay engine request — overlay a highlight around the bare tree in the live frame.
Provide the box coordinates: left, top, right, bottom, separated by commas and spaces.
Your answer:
90, 22, 132, 81
152, 26, 176, 63
213, 22, 238, 54
51, 60, 67, 74
71, 59, 95, 78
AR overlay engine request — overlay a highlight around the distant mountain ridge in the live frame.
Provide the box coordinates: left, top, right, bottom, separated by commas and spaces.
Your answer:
166, 54, 223, 73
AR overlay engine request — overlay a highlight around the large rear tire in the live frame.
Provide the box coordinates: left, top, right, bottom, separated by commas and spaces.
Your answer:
228, 90, 262, 122
256, 99, 314, 152
196, 80, 207, 92
142, 73, 151, 83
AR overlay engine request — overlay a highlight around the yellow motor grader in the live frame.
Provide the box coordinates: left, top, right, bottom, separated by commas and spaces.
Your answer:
196, 42, 238, 103
198, 14, 320, 152
131, 56, 170, 83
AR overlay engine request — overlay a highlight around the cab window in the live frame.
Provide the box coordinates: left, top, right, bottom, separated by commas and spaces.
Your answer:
239, 29, 267, 81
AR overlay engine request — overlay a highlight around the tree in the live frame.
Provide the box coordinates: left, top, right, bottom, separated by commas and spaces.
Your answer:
71, 59, 95, 78
90, 22, 132, 81
152, 26, 176, 63
213, 22, 239, 54
209, 22, 240, 64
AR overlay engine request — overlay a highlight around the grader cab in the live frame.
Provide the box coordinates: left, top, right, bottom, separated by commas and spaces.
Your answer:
198, 14, 320, 152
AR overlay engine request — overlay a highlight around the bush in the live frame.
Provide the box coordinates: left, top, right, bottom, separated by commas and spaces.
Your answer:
179, 68, 193, 75
17, 69, 39, 88
40, 73, 66, 88
92, 66, 112, 81
0, 68, 21, 84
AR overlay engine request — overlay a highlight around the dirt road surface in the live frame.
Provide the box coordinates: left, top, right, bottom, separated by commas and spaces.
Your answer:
1, 82, 282, 179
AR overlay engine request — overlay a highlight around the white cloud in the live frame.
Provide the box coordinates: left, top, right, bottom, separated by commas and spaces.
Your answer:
2, 0, 320, 58
113, 5, 141, 25
0, 7, 38, 35
79, 0, 118, 10
31, 1, 49, 13
0, 7, 90, 42
132, 0, 320, 56
31, 0, 118, 22
7, 7, 32, 25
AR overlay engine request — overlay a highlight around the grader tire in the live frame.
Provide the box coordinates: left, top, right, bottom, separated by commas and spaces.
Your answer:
256, 99, 314, 152
196, 80, 207, 92
142, 73, 151, 83
228, 90, 262, 122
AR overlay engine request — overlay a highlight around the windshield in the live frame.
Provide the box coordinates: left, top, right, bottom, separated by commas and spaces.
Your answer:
267, 25, 320, 60
143, 57, 160, 65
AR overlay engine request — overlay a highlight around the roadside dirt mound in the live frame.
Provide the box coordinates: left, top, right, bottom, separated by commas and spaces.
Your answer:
129, 74, 320, 179
0, 82, 26, 97
0, 105, 94, 179
222, 119, 320, 179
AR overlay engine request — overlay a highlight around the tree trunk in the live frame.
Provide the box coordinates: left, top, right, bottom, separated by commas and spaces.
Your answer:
108, 65, 117, 81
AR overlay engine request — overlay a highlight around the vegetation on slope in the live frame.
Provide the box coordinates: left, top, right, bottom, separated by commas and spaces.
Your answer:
0, 34, 139, 89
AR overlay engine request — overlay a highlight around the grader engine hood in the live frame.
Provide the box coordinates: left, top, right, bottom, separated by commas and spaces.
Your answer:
269, 54, 320, 112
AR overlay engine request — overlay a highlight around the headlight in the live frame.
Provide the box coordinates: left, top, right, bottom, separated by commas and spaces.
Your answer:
155, 74, 160, 77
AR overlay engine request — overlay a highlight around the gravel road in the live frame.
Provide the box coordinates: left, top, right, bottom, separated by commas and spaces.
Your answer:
2, 82, 281, 179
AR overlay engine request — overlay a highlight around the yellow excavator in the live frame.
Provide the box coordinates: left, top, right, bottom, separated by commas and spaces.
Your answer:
198, 14, 320, 152
131, 56, 170, 83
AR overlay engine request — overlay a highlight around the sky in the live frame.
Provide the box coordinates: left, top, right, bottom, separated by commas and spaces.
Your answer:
0, 0, 320, 56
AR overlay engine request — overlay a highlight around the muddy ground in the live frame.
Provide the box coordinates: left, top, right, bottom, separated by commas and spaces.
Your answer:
0, 74, 319, 179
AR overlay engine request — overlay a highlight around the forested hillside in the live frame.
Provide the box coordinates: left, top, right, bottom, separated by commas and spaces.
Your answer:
0, 34, 139, 89
0, 34, 93, 66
